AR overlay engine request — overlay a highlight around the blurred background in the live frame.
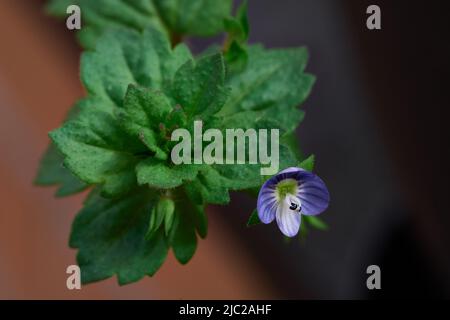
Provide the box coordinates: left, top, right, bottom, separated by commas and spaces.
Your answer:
0, 0, 448, 299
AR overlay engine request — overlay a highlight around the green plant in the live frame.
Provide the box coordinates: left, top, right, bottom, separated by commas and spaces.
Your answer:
36, 0, 323, 285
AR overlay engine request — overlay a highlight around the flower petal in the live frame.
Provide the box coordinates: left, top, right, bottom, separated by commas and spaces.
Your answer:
257, 180, 278, 223
276, 196, 302, 237
297, 171, 329, 215
278, 167, 301, 175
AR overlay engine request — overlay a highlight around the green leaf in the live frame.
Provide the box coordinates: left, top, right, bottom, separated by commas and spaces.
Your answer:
70, 187, 169, 285
46, 0, 163, 29
50, 27, 194, 197
191, 204, 208, 239
46, 0, 165, 49
46, 0, 231, 49
119, 84, 173, 160
224, 0, 249, 43
225, 41, 248, 74
80, 28, 192, 104
70, 186, 207, 284
213, 103, 305, 136
169, 208, 197, 264
247, 209, 261, 226
35, 101, 88, 197
146, 197, 175, 239
49, 100, 142, 198
34, 142, 88, 197
164, 204, 175, 236
136, 158, 199, 189
236, 0, 250, 41
123, 84, 172, 126
169, 187, 208, 239
146, 207, 162, 239
299, 154, 315, 172
218, 45, 313, 136
212, 143, 299, 189
157, 197, 175, 219
172, 53, 228, 120
220, 45, 315, 120
224, 1, 249, 74
224, 18, 245, 43
39, 0, 320, 285
168, 188, 207, 264
184, 166, 231, 205
153, 0, 232, 37
280, 132, 302, 160
304, 215, 328, 230
187, 143, 298, 206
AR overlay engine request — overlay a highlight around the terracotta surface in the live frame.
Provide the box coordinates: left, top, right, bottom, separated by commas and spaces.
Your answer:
0, 1, 277, 299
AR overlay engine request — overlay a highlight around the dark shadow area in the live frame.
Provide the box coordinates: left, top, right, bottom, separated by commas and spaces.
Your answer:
217, 0, 450, 298
364, 217, 446, 299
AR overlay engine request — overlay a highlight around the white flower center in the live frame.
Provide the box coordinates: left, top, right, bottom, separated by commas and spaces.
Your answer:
285, 194, 302, 213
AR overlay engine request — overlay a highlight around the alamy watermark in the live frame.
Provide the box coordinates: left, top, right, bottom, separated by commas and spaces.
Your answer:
366, 5, 381, 30
171, 120, 279, 175
66, 5, 81, 30
366, 264, 381, 290
66, 265, 81, 290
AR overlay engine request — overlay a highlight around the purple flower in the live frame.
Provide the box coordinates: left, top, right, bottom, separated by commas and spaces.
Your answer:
257, 167, 330, 237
